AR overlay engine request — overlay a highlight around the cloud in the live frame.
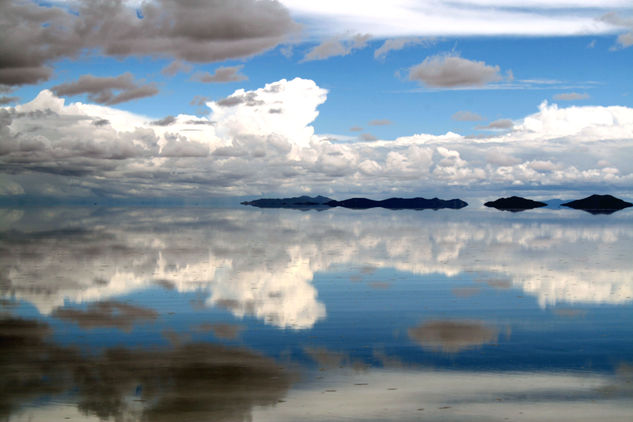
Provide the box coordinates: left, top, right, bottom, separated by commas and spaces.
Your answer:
0, 96, 19, 105
161, 60, 193, 76
349, 126, 363, 132
192, 65, 248, 83
451, 110, 484, 121
151, 115, 177, 126
374, 37, 435, 59
303, 33, 371, 61
3, 79, 633, 197
553, 92, 590, 101
368, 119, 392, 126
0, 0, 297, 86
280, 1, 624, 38
359, 133, 378, 141
476, 118, 514, 130
409, 55, 503, 88
600, 12, 633, 48
408, 320, 498, 353
52, 73, 159, 105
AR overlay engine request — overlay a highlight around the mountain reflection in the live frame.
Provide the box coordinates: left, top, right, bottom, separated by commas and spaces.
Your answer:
0, 316, 291, 422
1, 207, 632, 329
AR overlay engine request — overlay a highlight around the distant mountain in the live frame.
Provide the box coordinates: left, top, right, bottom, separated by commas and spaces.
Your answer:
484, 196, 547, 212
562, 194, 633, 214
326, 197, 468, 210
241, 195, 333, 209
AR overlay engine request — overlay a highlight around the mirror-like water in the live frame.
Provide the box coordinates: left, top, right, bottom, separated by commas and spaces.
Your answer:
1, 206, 632, 421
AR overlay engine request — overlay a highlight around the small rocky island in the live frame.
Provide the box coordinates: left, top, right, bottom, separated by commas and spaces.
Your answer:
242, 196, 468, 210
562, 194, 633, 214
484, 196, 547, 211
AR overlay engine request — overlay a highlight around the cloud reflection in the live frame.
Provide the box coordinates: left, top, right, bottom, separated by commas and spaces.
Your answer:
407, 320, 498, 353
0, 316, 291, 422
1, 208, 632, 330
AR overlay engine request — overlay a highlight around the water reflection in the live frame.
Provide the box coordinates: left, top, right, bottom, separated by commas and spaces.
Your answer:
1, 206, 632, 421
1, 207, 632, 329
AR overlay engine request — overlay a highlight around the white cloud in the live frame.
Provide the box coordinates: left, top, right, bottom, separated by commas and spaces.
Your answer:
280, 0, 623, 38
3, 79, 633, 197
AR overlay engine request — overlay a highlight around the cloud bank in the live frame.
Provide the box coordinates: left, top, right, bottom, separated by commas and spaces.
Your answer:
2, 77, 633, 198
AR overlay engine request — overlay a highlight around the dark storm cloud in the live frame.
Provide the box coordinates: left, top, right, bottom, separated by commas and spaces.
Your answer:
0, 316, 291, 421
408, 320, 498, 353
52, 73, 159, 105
409, 55, 502, 88
192, 65, 248, 83
0, 0, 298, 86
52, 301, 158, 331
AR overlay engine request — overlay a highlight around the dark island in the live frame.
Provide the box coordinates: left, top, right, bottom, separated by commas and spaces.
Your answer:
562, 194, 633, 214
242, 196, 468, 210
484, 196, 547, 212
241, 195, 333, 209
326, 197, 467, 210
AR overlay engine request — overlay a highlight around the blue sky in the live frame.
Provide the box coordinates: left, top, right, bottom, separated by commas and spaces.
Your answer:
2, 0, 633, 199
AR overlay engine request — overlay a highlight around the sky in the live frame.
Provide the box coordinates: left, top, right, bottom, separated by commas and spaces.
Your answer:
1, 0, 633, 201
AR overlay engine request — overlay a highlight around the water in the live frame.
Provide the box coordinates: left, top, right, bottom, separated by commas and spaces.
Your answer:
1, 205, 632, 421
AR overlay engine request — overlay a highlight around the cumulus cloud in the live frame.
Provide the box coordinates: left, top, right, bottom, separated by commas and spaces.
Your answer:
451, 110, 484, 121
2, 78, 633, 197
192, 65, 248, 83
303, 33, 371, 61
553, 92, 590, 101
409, 55, 503, 88
52, 73, 158, 105
374, 36, 435, 59
0, 0, 297, 86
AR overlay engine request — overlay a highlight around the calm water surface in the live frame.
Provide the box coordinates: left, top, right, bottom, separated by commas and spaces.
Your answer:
1, 205, 632, 421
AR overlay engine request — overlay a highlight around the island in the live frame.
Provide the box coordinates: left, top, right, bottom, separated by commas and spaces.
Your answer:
242, 196, 468, 210
326, 197, 467, 210
484, 196, 547, 211
241, 195, 333, 209
561, 194, 633, 214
